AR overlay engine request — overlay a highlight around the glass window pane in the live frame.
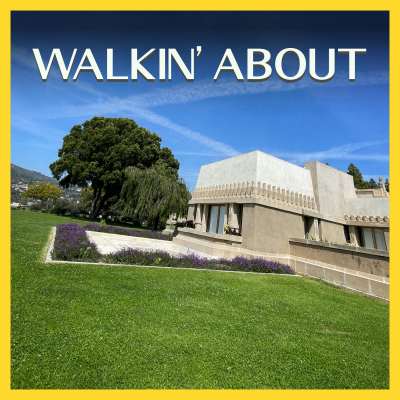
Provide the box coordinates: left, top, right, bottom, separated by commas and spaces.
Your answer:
208, 206, 219, 234
374, 229, 387, 251
363, 228, 374, 249
217, 206, 225, 235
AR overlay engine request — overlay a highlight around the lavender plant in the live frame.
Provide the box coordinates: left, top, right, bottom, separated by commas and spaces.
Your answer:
52, 223, 294, 274
103, 249, 294, 274
51, 223, 100, 262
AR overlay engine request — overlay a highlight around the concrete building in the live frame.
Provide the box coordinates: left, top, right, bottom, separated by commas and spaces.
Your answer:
173, 151, 389, 300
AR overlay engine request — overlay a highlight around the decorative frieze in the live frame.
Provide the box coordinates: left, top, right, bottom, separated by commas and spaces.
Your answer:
192, 181, 317, 212
344, 215, 389, 223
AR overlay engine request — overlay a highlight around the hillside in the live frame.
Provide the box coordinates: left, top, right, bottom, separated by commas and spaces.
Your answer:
11, 163, 59, 185
11, 164, 81, 203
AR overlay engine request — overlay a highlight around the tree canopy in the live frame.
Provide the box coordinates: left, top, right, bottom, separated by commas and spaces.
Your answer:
347, 163, 372, 189
22, 181, 63, 203
122, 167, 191, 230
369, 178, 379, 189
49, 117, 180, 219
347, 164, 389, 191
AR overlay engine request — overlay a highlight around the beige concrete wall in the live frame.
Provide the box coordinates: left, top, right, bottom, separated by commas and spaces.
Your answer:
172, 230, 389, 300
241, 205, 304, 254
289, 238, 389, 278
304, 161, 356, 219
290, 256, 389, 301
240, 204, 256, 251
319, 220, 347, 244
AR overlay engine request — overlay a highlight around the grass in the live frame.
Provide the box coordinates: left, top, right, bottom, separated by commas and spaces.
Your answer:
11, 211, 389, 389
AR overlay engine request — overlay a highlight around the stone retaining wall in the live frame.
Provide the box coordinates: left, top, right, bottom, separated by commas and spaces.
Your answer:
289, 238, 389, 301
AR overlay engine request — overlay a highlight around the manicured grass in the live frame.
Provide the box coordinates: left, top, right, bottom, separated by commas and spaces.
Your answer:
11, 211, 389, 389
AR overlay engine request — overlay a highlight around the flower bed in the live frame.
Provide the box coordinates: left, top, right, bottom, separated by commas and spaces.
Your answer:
51, 223, 101, 262
85, 223, 173, 241
51, 223, 294, 274
103, 249, 294, 274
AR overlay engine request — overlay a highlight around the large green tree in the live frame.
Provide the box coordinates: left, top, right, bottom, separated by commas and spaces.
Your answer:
50, 117, 179, 219
122, 167, 191, 230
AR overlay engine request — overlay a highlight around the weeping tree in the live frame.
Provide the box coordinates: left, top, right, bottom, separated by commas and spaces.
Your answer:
122, 167, 191, 230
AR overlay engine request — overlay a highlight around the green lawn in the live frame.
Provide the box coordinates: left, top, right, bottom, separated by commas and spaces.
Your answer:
11, 211, 389, 389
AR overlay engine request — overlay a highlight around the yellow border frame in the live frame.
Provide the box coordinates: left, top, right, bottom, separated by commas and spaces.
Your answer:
3, 2, 397, 399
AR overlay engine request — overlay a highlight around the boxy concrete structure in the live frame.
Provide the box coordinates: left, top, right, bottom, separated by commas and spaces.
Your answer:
173, 151, 390, 300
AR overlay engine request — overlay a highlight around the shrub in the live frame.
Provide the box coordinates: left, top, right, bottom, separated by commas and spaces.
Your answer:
52, 198, 79, 215
29, 203, 43, 212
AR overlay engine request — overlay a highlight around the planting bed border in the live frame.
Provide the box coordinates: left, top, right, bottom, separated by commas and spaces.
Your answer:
45, 227, 301, 276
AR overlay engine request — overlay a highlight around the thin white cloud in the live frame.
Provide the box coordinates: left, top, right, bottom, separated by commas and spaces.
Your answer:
11, 45, 37, 69
272, 141, 389, 164
173, 151, 223, 156
11, 45, 389, 160
11, 117, 66, 141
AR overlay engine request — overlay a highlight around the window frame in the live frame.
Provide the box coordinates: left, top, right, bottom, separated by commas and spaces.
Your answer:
361, 227, 387, 250
207, 204, 225, 234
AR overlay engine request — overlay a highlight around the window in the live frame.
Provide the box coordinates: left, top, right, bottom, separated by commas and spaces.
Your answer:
361, 228, 387, 251
207, 205, 225, 234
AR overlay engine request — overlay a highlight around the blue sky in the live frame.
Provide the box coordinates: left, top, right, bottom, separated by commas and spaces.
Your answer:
11, 11, 389, 190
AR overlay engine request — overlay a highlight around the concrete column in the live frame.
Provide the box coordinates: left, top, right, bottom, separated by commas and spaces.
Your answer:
201, 204, 209, 232
383, 228, 389, 251
314, 218, 320, 240
195, 204, 203, 231
349, 226, 358, 246
227, 203, 233, 226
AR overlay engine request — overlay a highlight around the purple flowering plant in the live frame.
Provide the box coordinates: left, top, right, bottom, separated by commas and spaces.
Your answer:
52, 223, 294, 274
51, 223, 100, 262
103, 249, 294, 274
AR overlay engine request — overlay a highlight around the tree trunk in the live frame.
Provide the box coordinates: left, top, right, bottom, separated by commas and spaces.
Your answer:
89, 188, 101, 220
152, 215, 160, 231
93, 196, 107, 220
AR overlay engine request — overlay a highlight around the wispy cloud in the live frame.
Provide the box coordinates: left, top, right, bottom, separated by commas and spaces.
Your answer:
272, 141, 389, 164
11, 45, 389, 159
11, 117, 67, 142
11, 45, 37, 69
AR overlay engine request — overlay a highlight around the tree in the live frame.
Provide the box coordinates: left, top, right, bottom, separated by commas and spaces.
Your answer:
369, 178, 379, 189
385, 178, 390, 193
49, 117, 179, 220
347, 163, 371, 189
22, 181, 63, 205
122, 167, 191, 230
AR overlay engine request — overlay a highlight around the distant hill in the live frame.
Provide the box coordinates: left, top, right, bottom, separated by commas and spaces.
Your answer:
11, 164, 81, 203
11, 163, 58, 185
